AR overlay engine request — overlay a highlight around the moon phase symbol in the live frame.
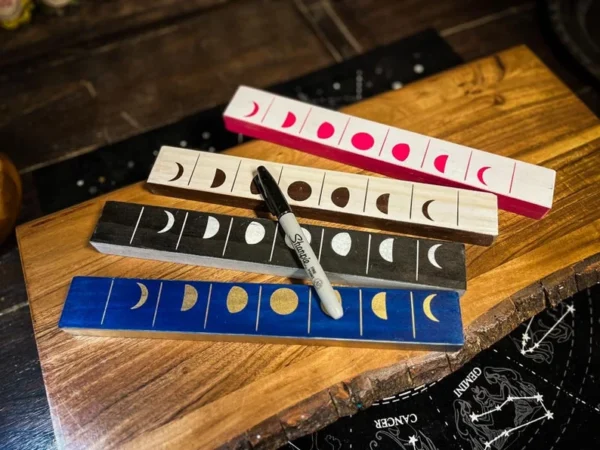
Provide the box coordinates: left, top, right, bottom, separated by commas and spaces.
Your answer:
285, 228, 311, 248
434, 154, 449, 173
376, 193, 390, 214
351, 132, 374, 151
477, 166, 491, 186
317, 122, 335, 139
245, 221, 266, 245
422, 200, 435, 221
427, 244, 443, 269
392, 143, 410, 162
181, 284, 198, 311
282, 112, 296, 128
287, 181, 312, 202
210, 169, 226, 188
379, 238, 394, 263
331, 232, 352, 256
371, 292, 388, 320
169, 162, 184, 182
423, 294, 439, 322
244, 101, 259, 118
131, 282, 149, 309
158, 211, 175, 233
270, 288, 298, 315
227, 286, 248, 313
203, 216, 220, 239
331, 187, 350, 208
321, 290, 342, 316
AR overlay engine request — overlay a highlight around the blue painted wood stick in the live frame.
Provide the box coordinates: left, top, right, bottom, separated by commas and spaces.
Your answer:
59, 276, 464, 350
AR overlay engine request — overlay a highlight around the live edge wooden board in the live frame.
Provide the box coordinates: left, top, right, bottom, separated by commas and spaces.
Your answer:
16, 47, 600, 450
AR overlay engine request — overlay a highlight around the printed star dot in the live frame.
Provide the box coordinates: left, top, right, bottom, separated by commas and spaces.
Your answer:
484, 443, 491, 449
501, 430, 509, 437
507, 396, 513, 401
496, 406, 502, 411
567, 305, 575, 313
470, 413, 478, 422
521, 349, 527, 355
522, 333, 530, 342
533, 343, 540, 348
546, 411, 554, 419
408, 435, 418, 445
535, 394, 543, 402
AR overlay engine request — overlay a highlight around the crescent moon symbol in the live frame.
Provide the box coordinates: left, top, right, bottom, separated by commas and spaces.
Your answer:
168, 162, 184, 182
203, 216, 220, 239
158, 211, 175, 233
422, 200, 435, 221
427, 244, 443, 269
371, 292, 388, 320
423, 294, 439, 322
131, 282, 149, 309
244, 101, 259, 118
181, 284, 198, 311
282, 112, 297, 128
477, 166, 491, 186
379, 238, 394, 263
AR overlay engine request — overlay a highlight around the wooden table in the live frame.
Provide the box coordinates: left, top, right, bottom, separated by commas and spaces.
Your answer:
17, 46, 600, 449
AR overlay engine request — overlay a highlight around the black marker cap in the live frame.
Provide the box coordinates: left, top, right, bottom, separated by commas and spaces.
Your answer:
255, 166, 292, 218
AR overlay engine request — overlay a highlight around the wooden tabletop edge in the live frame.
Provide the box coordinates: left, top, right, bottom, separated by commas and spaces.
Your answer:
122, 252, 600, 450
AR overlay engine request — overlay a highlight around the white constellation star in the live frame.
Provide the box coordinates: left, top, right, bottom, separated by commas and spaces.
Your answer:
408, 435, 418, 446
521, 304, 575, 354
469, 393, 551, 447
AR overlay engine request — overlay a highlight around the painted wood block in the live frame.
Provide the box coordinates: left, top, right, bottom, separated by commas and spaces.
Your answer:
58, 276, 464, 350
146, 146, 498, 245
91, 201, 467, 294
223, 86, 556, 219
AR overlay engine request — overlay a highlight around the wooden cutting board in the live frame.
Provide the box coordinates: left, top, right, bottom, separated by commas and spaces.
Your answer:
17, 46, 600, 450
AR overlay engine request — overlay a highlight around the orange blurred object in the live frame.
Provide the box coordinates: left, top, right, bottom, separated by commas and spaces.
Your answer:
0, 153, 22, 244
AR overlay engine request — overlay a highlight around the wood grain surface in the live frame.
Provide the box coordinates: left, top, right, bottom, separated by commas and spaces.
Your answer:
16, 47, 600, 449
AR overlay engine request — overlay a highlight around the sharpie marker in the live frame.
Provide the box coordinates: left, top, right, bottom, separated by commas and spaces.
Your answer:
255, 166, 344, 320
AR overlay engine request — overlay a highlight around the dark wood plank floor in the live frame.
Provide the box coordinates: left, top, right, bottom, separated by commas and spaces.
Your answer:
0, 0, 597, 448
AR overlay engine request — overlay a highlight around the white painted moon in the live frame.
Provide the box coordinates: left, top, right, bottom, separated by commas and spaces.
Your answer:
245, 221, 266, 245
427, 244, 443, 269
331, 232, 351, 257
285, 228, 311, 248
157, 211, 175, 234
203, 216, 220, 239
379, 238, 394, 263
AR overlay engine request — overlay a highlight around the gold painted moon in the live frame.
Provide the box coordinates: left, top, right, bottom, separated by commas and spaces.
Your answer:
226, 286, 248, 313
181, 284, 198, 312
131, 282, 149, 310
270, 288, 299, 315
371, 292, 388, 320
320, 290, 342, 317
423, 294, 439, 322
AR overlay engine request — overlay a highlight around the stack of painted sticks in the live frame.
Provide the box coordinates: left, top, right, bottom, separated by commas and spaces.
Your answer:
58, 86, 556, 350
